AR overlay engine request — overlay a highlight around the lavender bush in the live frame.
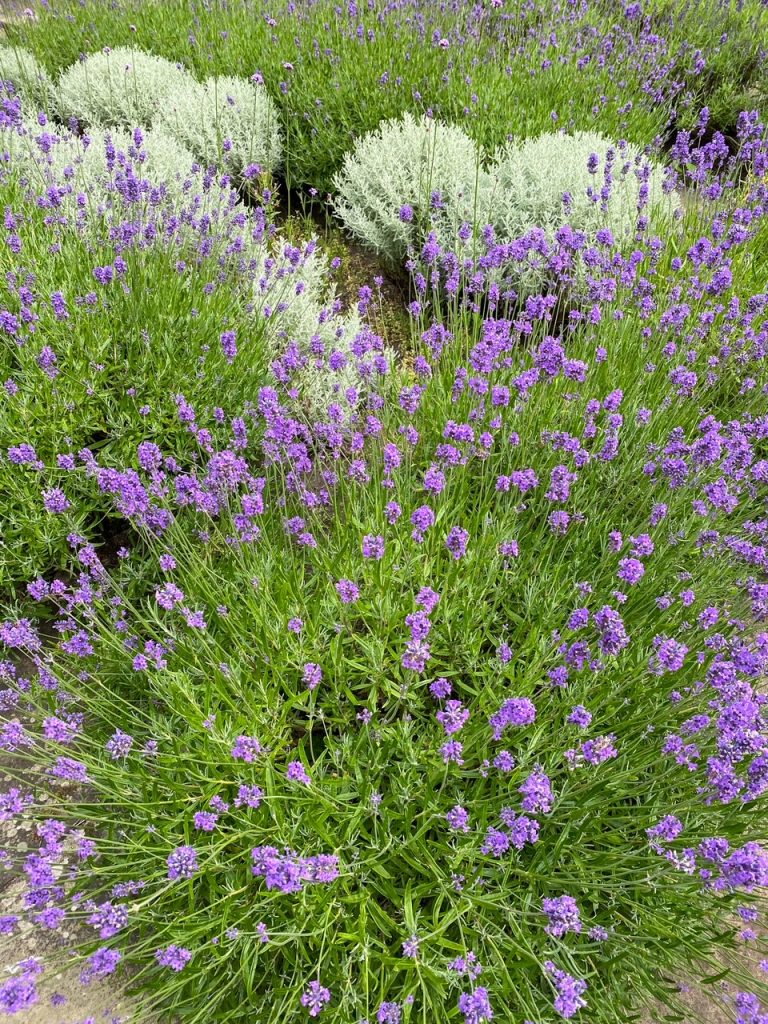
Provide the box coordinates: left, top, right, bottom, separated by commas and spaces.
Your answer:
2, 106, 768, 1023
0, 86, 275, 583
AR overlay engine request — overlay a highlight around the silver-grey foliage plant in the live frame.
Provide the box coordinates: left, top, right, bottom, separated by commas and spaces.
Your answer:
489, 129, 680, 246
56, 47, 195, 129
155, 74, 282, 183
0, 45, 55, 113
332, 112, 492, 268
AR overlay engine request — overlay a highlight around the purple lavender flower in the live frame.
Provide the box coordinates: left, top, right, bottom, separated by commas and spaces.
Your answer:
166, 845, 198, 881
42, 488, 70, 513
617, 558, 644, 586
410, 505, 435, 542
481, 827, 510, 858
519, 769, 554, 814
567, 705, 592, 728
652, 636, 688, 673
193, 811, 218, 832
437, 700, 469, 735
544, 961, 587, 1019
287, 761, 311, 785
430, 677, 451, 699
301, 980, 331, 1017
446, 526, 470, 560
49, 757, 89, 783
378, 1002, 402, 1023
105, 730, 133, 760
489, 697, 536, 739
446, 805, 470, 832
362, 534, 385, 560
155, 945, 192, 971
542, 895, 582, 937
416, 587, 440, 613
87, 901, 128, 939
303, 663, 322, 690
220, 330, 237, 364
458, 987, 493, 1023
0, 975, 38, 1014
336, 579, 360, 604
88, 947, 122, 977
235, 785, 263, 809
231, 735, 262, 762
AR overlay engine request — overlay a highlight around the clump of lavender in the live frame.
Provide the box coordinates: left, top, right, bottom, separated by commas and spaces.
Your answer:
1, 3, 768, 1023
4, 108, 768, 1018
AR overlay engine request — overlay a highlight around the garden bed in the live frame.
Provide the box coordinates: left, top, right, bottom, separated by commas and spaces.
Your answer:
1, 2, 768, 1023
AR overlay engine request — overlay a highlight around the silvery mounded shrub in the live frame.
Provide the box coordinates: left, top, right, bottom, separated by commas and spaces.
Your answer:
55, 47, 194, 129
332, 112, 492, 269
1, 118, 196, 201
489, 129, 680, 245
155, 74, 282, 183
484, 130, 681, 295
0, 45, 55, 113
248, 236, 392, 412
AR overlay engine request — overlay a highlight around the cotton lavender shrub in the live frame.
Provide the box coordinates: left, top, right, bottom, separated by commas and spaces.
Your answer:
486, 130, 680, 293
248, 238, 393, 414
1, 117, 195, 199
0, 45, 54, 113
332, 113, 491, 269
55, 47, 194, 129
3, 115, 768, 1024
155, 74, 282, 185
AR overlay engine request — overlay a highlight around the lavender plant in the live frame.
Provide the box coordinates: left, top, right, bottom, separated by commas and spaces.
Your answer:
0, 2, 768, 1023
0, 101, 276, 584
55, 47, 194, 129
